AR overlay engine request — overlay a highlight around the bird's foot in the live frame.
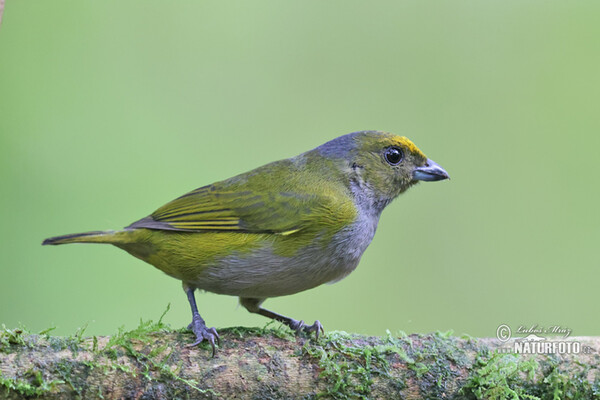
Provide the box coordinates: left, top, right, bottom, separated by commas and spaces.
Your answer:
187, 314, 220, 357
288, 319, 324, 340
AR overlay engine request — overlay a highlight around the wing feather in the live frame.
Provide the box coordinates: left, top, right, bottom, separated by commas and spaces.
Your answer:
126, 160, 357, 234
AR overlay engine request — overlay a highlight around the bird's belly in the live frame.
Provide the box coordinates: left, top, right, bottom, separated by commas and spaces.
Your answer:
190, 222, 377, 298
191, 245, 358, 298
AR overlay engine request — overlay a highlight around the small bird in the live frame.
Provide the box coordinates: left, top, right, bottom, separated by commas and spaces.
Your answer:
43, 131, 448, 355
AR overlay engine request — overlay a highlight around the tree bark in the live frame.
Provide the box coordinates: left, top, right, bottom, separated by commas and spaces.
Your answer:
0, 326, 598, 399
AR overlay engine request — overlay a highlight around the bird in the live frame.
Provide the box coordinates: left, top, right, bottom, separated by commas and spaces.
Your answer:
43, 130, 449, 356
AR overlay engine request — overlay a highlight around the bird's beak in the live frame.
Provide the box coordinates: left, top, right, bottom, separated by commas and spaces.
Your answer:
413, 159, 449, 182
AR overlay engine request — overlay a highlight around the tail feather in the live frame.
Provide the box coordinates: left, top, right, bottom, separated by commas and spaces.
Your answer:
42, 230, 120, 245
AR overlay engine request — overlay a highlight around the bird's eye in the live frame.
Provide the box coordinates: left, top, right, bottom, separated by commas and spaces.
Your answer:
384, 147, 403, 165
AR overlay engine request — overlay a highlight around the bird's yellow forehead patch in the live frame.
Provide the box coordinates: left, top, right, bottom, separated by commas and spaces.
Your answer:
389, 136, 426, 158
355, 131, 427, 159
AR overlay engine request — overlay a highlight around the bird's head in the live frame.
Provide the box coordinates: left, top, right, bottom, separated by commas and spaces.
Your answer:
316, 131, 449, 211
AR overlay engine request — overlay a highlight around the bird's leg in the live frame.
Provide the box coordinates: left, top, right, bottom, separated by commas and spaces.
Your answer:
258, 307, 324, 339
184, 285, 219, 356
240, 297, 324, 339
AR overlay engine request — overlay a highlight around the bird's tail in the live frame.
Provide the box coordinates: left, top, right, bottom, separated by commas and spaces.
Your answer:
42, 230, 129, 246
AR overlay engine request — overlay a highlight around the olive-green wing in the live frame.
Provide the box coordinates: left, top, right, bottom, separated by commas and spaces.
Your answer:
127, 174, 357, 235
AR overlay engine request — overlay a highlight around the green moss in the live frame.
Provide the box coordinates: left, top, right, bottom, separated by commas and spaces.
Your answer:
302, 330, 409, 399
0, 305, 218, 398
302, 330, 482, 399
460, 351, 539, 400
38, 326, 57, 337
1, 325, 93, 398
396, 331, 474, 399
102, 305, 218, 397
39, 323, 92, 354
54, 359, 84, 396
66, 323, 89, 355
533, 357, 600, 400
460, 350, 600, 400
0, 368, 64, 398
220, 320, 296, 341
105, 306, 171, 350
92, 335, 99, 353
0, 325, 31, 351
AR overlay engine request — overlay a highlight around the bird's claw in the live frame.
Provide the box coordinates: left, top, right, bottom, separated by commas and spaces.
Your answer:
187, 315, 220, 357
289, 319, 324, 340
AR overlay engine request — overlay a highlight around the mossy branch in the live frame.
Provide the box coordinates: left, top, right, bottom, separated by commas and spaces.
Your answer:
0, 321, 598, 399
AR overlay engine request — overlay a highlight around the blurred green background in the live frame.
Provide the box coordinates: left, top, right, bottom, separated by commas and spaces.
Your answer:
1, 1, 598, 339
